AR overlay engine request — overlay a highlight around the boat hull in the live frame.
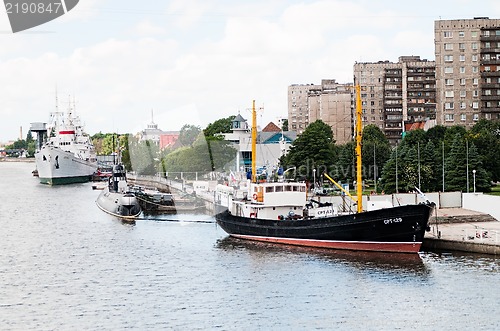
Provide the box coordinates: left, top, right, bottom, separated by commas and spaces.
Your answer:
96, 188, 142, 220
215, 203, 434, 253
35, 146, 97, 185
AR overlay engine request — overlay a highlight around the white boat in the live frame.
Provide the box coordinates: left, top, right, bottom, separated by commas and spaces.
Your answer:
96, 164, 142, 220
33, 105, 97, 185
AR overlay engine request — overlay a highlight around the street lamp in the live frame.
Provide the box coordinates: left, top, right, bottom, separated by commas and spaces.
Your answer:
313, 168, 316, 191
473, 169, 476, 193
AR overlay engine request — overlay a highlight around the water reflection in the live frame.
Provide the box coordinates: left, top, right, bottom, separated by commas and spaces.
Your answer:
216, 236, 430, 278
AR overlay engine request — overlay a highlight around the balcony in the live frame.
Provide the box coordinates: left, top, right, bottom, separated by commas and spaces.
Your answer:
480, 95, 500, 100
480, 35, 500, 42
480, 71, 500, 77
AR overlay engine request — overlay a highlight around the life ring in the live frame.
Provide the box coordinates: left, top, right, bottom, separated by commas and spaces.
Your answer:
252, 193, 258, 200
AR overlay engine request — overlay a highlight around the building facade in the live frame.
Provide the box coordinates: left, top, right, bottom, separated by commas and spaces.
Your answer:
288, 79, 353, 144
354, 56, 436, 145
435, 17, 500, 126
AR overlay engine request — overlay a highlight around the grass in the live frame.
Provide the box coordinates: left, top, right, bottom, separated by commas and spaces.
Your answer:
487, 185, 500, 196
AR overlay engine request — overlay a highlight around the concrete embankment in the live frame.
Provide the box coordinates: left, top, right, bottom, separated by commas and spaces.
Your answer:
423, 208, 500, 255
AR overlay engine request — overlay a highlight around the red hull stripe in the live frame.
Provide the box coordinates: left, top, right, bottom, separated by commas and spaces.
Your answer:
231, 234, 422, 253
59, 131, 75, 134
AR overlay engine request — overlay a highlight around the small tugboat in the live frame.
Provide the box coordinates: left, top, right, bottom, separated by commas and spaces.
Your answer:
96, 164, 141, 220
215, 94, 435, 254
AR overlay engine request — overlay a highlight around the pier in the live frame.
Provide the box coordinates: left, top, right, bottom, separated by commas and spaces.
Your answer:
423, 208, 500, 255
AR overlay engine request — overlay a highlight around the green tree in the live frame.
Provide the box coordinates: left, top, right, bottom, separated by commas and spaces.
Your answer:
128, 137, 159, 175
331, 141, 355, 183
445, 133, 468, 192
420, 140, 438, 192
178, 124, 201, 146
361, 125, 391, 186
381, 146, 399, 194
468, 142, 491, 192
204, 116, 236, 137
469, 119, 500, 182
280, 120, 336, 181
282, 119, 289, 131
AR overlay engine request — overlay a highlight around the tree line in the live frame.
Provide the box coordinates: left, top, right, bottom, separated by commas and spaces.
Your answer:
280, 119, 500, 194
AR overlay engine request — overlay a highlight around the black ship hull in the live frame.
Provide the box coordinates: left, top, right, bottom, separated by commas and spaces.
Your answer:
215, 203, 434, 253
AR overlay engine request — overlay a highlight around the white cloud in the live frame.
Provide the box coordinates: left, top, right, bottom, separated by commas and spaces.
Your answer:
166, 0, 212, 29
131, 20, 166, 36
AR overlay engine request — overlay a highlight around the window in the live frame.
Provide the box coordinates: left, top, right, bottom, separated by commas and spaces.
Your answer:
484, 31, 490, 37
445, 102, 454, 110
445, 67, 454, 73
460, 78, 466, 85
460, 102, 466, 109
461, 114, 466, 121
485, 42, 491, 48
445, 91, 454, 97
445, 114, 454, 121
445, 78, 454, 85
486, 78, 492, 83
460, 67, 466, 74
473, 78, 479, 85
460, 90, 466, 97
472, 43, 478, 50
485, 89, 492, 96
471, 31, 478, 38
444, 55, 453, 62
473, 113, 479, 121
444, 43, 453, 50
460, 54, 465, 62
497, 30, 500, 36
444, 31, 453, 38
472, 102, 479, 109
459, 31, 465, 37
459, 43, 465, 50
473, 90, 479, 97
473, 66, 478, 73
472, 54, 478, 61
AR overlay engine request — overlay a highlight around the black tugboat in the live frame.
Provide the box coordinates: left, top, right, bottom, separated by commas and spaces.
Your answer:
215, 93, 435, 254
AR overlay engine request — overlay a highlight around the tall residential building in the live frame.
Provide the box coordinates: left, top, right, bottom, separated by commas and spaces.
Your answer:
288, 79, 353, 144
435, 17, 500, 126
354, 56, 436, 145
288, 83, 321, 133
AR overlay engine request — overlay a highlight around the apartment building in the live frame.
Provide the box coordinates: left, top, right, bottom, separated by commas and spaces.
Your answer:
354, 56, 436, 145
287, 80, 353, 144
288, 83, 321, 133
435, 17, 500, 125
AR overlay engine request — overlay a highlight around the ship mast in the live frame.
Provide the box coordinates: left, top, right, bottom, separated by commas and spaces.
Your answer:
355, 85, 363, 213
251, 100, 257, 183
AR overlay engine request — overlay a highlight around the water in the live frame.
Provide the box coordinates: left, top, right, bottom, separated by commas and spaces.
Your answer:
0, 161, 499, 330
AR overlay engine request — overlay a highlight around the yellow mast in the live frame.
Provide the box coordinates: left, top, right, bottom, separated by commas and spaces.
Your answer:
251, 100, 257, 183
355, 85, 363, 213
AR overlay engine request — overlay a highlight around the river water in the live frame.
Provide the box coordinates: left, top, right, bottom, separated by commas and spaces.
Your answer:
0, 161, 498, 330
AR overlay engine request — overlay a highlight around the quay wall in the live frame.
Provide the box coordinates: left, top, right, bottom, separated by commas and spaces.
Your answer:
463, 193, 500, 222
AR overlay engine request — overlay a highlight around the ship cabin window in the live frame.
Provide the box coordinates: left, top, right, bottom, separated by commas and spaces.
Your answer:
265, 187, 274, 193
300, 186, 306, 192
285, 185, 293, 192
293, 186, 299, 191
275, 186, 283, 192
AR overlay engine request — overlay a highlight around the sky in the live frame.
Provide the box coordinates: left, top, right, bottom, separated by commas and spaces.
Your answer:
1, 0, 500, 143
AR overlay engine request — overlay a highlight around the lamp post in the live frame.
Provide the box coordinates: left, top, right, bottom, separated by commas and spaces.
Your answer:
473, 169, 476, 193
313, 168, 316, 191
